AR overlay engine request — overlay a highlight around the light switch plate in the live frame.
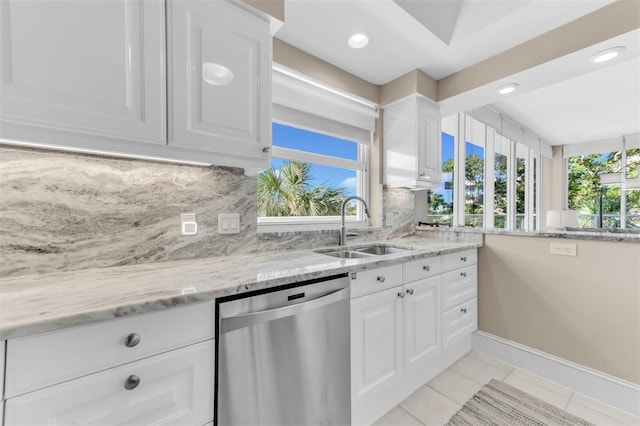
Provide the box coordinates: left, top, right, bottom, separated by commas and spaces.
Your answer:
550, 243, 577, 256
218, 213, 240, 234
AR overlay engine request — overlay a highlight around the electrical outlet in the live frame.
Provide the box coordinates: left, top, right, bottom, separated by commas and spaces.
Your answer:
218, 213, 240, 234
180, 213, 197, 235
550, 243, 577, 257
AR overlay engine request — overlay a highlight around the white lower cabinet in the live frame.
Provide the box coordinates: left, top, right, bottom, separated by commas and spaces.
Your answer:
4, 340, 214, 426
351, 249, 478, 425
351, 286, 404, 413
3, 302, 215, 426
351, 276, 440, 426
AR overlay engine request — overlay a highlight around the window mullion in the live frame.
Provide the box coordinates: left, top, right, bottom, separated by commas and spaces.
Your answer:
454, 114, 467, 227
507, 139, 517, 231
272, 146, 366, 171
525, 148, 535, 231
484, 127, 495, 228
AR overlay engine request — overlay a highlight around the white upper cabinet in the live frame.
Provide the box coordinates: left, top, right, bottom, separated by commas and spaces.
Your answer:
168, 0, 271, 168
0, 0, 274, 170
0, 0, 166, 146
383, 95, 442, 189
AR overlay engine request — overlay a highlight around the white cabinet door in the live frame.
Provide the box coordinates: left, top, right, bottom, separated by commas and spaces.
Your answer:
404, 277, 441, 374
0, 0, 166, 145
351, 287, 403, 425
168, 0, 271, 168
383, 95, 442, 189
4, 340, 214, 426
417, 98, 442, 184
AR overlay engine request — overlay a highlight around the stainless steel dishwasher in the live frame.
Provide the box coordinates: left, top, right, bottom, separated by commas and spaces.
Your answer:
216, 274, 350, 426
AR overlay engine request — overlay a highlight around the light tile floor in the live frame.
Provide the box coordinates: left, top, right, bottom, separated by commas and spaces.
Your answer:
373, 351, 640, 426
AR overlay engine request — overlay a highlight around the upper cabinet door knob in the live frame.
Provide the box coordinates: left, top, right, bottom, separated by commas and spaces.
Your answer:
202, 62, 234, 86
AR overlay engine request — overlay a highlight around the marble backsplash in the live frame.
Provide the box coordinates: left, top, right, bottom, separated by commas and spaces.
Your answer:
0, 146, 418, 277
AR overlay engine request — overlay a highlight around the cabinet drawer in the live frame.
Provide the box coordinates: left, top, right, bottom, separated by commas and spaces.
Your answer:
442, 249, 477, 271
350, 264, 403, 298
403, 256, 441, 283
441, 265, 477, 311
442, 298, 477, 349
6, 301, 214, 397
4, 340, 214, 426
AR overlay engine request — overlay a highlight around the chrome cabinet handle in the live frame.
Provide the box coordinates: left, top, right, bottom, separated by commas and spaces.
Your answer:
377, 276, 386, 283
124, 375, 140, 390
406, 288, 414, 295
397, 292, 405, 298
461, 256, 467, 262
423, 265, 430, 271
461, 308, 467, 313
460, 272, 467, 277
124, 333, 141, 348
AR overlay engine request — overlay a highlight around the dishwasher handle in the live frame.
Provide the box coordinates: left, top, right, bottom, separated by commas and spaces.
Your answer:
220, 287, 349, 334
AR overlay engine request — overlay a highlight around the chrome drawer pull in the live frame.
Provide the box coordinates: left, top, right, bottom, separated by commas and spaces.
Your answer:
460, 272, 467, 277
124, 333, 141, 348
124, 375, 140, 390
423, 265, 430, 271
397, 292, 405, 298
461, 308, 467, 313
406, 288, 414, 295
461, 256, 467, 262
377, 276, 386, 283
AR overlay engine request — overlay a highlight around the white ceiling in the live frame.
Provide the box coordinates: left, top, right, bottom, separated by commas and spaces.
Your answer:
276, 0, 640, 146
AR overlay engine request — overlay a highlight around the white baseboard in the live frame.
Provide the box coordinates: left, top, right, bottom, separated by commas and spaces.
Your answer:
472, 331, 640, 417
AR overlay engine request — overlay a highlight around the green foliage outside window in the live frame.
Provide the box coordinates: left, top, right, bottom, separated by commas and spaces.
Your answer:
568, 149, 640, 228
257, 160, 353, 217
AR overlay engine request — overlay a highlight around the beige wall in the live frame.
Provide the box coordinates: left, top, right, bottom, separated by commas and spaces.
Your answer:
478, 234, 640, 384
273, 39, 379, 103
243, 0, 284, 22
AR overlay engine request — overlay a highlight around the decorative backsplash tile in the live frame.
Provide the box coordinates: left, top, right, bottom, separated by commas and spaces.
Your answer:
0, 145, 418, 277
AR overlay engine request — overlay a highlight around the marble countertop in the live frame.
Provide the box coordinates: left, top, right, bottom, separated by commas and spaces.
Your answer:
0, 238, 480, 340
416, 226, 640, 243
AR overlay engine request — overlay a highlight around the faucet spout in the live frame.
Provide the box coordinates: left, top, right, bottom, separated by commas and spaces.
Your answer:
340, 196, 370, 246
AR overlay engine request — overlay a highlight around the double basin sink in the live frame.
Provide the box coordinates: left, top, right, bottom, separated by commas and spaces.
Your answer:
315, 244, 413, 259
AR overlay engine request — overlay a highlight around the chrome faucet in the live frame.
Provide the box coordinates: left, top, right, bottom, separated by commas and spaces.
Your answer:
340, 196, 370, 246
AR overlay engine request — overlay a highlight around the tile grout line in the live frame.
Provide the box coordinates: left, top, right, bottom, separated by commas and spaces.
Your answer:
425, 383, 465, 409
399, 406, 427, 426
565, 391, 574, 411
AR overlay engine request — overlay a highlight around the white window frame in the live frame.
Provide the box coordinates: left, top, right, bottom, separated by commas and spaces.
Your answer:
449, 111, 547, 231
258, 66, 375, 232
563, 134, 640, 229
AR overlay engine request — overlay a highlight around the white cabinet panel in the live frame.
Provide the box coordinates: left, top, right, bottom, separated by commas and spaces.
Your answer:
442, 298, 477, 349
350, 264, 403, 298
4, 340, 214, 426
351, 287, 403, 412
0, 0, 166, 145
1, 340, 5, 398
6, 301, 214, 397
417, 100, 442, 182
441, 265, 477, 311
383, 95, 442, 189
404, 277, 440, 373
168, 0, 271, 167
442, 249, 478, 271
403, 256, 442, 283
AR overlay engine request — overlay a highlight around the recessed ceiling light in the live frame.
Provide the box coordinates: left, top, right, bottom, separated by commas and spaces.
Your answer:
347, 32, 370, 49
498, 83, 519, 95
588, 46, 625, 63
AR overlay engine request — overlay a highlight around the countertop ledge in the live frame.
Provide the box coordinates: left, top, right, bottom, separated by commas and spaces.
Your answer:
416, 226, 640, 243
0, 239, 479, 340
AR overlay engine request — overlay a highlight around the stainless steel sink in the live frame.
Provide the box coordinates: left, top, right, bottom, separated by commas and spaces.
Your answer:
317, 250, 374, 259
353, 245, 412, 255
316, 244, 413, 259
